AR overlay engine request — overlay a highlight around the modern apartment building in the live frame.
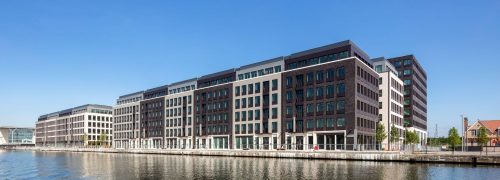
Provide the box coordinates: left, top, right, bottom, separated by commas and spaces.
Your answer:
165, 78, 196, 149
233, 57, 284, 150
373, 58, 405, 149
387, 55, 428, 144
282, 41, 379, 150
140, 85, 168, 149
36, 104, 113, 147
109, 40, 426, 151
113, 91, 143, 149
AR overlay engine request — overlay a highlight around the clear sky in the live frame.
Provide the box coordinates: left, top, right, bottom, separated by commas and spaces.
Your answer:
0, 0, 499, 136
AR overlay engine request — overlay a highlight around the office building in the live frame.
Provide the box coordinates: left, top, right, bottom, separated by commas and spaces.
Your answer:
387, 55, 428, 144
113, 91, 143, 149
373, 57, 405, 149
0, 126, 35, 145
35, 104, 113, 147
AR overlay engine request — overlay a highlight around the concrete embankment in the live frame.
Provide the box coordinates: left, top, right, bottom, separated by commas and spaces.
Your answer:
11, 147, 500, 165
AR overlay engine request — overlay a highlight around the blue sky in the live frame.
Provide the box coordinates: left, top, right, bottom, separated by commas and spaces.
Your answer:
0, 1, 499, 136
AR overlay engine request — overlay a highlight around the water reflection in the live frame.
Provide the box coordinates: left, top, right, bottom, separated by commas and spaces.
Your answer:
0, 150, 499, 179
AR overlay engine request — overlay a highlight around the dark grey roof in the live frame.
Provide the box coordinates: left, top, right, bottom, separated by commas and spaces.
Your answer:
145, 84, 169, 93
118, 91, 144, 99
288, 40, 351, 59
199, 68, 236, 80
38, 104, 112, 120
371, 57, 386, 62
169, 77, 198, 87
239, 56, 284, 70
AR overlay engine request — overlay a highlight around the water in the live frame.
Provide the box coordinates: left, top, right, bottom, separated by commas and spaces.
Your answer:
0, 150, 499, 180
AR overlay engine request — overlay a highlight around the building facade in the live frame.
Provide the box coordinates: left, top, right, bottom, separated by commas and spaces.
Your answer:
108, 40, 426, 151
373, 58, 405, 150
387, 55, 428, 145
0, 127, 35, 145
466, 120, 500, 146
36, 104, 113, 147
113, 91, 143, 149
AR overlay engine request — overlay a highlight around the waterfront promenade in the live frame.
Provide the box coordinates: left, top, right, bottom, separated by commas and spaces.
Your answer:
10, 147, 500, 165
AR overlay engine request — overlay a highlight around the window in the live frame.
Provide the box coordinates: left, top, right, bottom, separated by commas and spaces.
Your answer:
404, 89, 410, 96
307, 119, 314, 129
316, 71, 324, 81
286, 91, 293, 101
316, 119, 324, 128
248, 84, 254, 94
238, 74, 244, 80
404, 99, 411, 106
326, 69, 335, 80
403, 69, 412, 75
287, 121, 293, 131
242, 111, 246, 121
242, 98, 247, 108
286, 106, 292, 116
272, 122, 278, 132
272, 94, 278, 104
255, 96, 260, 106
375, 65, 383, 73
337, 117, 345, 127
235, 125, 240, 133
275, 66, 281, 73
337, 83, 345, 95
326, 102, 334, 112
327, 118, 334, 128
242, 85, 247, 95
272, 79, 278, 90
251, 71, 257, 78
248, 97, 253, 107
393, 61, 402, 67
235, 99, 240, 109
337, 100, 345, 111
255, 83, 261, 92
326, 85, 334, 97
316, 103, 324, 113
306, 72, 314, 83
235, 112, 240, 121
337, 67, 345, 79
306, 104, 314, 113
235, 86, 240, 96
403, 79, 412, 85
255, 110, 260, 119
306, 88, 314, 98
316, 87, 323, 97
286, 76, 292, 87
404, 109, 411, 116
403, 59, 412, 66
272, 108, 278, 118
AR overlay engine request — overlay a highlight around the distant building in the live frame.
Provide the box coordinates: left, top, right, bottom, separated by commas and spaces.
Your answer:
35, 104, 113, 147
466, 120, 500, 146
0, 126, 35, 145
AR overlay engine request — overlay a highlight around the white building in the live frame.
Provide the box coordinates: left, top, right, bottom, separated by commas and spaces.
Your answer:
36, 104, 113, 147
373, 58, 405, 150
113, 91, 143, 149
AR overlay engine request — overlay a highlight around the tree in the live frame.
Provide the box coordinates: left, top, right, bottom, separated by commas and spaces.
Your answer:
477, 127, 489, 155
82, 133, 88, 147
375, 123, 387, 150
405, 130, 420, 153
390, 125, 399, 150
99, 132, 107, 147
447, 127, 461, 154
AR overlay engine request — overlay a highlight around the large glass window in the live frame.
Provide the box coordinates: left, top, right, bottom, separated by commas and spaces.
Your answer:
316, 119, 324, 128
326, 85, 334, 96
327, 118, 335, 128
286, 76, 292, 86
403, 79, 412, 85
403, 59, 412, 66
403, 69, 412, 75
337, 67, 345, 78
316, 103, 324, 113
307, 119, 314, 129
306, 104, 314, 113
286, 91, 293, 101
316, 71, 324, 81
375, 65, 383, 73
272, 79, 278, 89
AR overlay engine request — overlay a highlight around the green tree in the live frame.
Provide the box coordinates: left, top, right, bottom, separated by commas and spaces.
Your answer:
82, 133, 88, 147
405, 130, 420, 153
477, 127, 489, 155
99, 132, 107, 147
447, 127, 461, 154
390, 125, 399, 150
375, 123, 387, 150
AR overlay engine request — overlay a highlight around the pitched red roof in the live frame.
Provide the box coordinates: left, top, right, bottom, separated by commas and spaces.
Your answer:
478, 120, 500, 133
